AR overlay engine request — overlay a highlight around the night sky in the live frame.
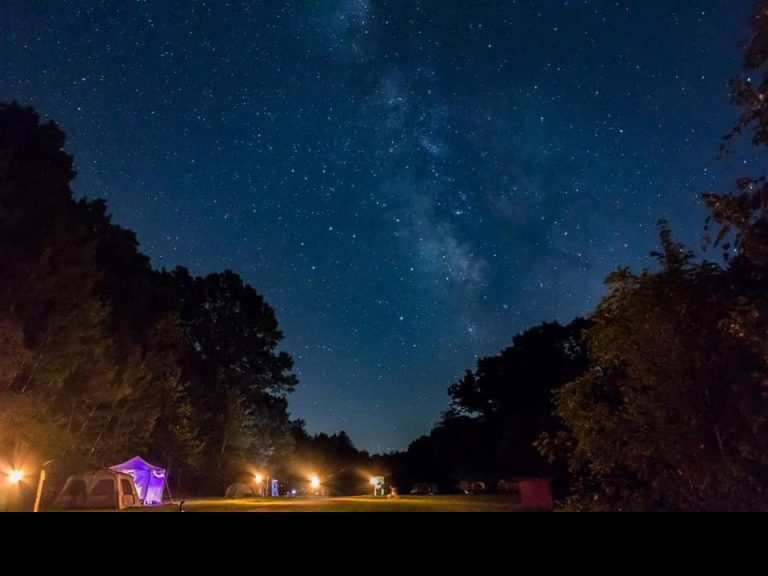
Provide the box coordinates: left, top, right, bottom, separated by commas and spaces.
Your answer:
0, 1, 758, 451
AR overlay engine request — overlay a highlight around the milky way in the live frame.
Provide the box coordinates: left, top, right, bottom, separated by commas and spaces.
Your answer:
0, 0, 757, 450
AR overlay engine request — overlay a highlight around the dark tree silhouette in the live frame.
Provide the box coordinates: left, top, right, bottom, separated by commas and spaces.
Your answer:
168, 268, 297, 488
447, 319, 591, 478
0, 103, 115, 470
389, 319, 591, 493
0, 102, 301, 498
548, 228, 768, 511
539, 2, 768, 512
706, 1, 768, 266
288, 427, 372, 495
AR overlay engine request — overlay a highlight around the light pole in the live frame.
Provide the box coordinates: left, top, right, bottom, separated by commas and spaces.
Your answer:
370, 476, 385, 497
5, 469, 24, 512
33, 469, 46, 513
33, 460, 54, 513
310, 475, 321, 495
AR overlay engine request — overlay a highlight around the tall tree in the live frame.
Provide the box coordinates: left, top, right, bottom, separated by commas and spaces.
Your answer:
543, 5, 768, 511
170, 268, 297, 487
706, 1, 768, 266
549, 228, 768, 511
0, 103, 117, 466
0, 102, 301, 499
447, 319, 591, 478
72, 199, 202, 474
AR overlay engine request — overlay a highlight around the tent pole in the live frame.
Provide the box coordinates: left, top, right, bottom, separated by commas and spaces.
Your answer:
33, 469, 47, 513
165, 463, 174, 504
165, 478, 174, 504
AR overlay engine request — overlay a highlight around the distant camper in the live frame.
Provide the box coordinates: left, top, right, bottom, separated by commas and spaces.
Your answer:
410, 482, 439, 495
458, 480, 487, 494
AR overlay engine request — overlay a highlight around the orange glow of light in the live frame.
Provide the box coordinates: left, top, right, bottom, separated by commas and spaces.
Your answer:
310, 475, 321, 489
8, 470, 23, 485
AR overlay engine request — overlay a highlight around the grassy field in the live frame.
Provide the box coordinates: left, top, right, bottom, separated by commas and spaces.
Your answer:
130, 495, 523, 513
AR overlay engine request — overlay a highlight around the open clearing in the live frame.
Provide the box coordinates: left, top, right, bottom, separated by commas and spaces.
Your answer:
129, 495, 522, 513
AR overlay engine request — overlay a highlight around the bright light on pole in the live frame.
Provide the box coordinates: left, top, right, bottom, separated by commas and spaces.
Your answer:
310, 475, 320, 491
8, 470, 23, 485
370, 476, 385, 496
254, 473, 266, 497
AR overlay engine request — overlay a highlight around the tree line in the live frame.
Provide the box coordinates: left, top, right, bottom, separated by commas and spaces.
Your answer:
385, 2, 768, 511
1, 1, 767, 510
0, 102, 302, 495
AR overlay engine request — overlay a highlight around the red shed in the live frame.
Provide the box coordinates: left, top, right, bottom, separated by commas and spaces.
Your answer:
518, 478, 553, 511
499, 477, 553, 511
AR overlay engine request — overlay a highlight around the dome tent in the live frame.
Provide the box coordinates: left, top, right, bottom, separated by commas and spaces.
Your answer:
225, 483, 256, 499
110, 456, 167, 506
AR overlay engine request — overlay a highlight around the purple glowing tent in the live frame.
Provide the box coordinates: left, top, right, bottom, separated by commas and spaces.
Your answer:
110, 457, 167, 506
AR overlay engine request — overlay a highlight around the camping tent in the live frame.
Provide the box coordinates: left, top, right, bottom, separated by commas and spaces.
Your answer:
410, 482, 439, 495
110, 456, 167, 506
54, 470, 142, 510
225, 483, 256, 499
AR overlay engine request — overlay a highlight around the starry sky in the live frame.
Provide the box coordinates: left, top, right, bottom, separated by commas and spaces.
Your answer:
0, 1, 759, 451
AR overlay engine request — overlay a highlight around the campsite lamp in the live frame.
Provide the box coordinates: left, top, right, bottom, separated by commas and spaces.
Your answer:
310, 475, 321, 492
369, 476, 385, 497
8, 470, 23, 485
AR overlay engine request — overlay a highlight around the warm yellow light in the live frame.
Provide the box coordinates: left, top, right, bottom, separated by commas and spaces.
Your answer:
370, 477, 378, 486
255, 474, 264, 484
8, 470, 23, 485
310, 475, 321, 489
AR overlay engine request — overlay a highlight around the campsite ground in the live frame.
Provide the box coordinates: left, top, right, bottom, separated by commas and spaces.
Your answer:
130, 495, 522, 513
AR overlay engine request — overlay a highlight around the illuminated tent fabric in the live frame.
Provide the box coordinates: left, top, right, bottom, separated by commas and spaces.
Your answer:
109, 457, 167, 506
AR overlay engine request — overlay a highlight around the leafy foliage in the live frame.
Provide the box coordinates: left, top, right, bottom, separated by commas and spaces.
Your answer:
706, 1, 768, 266
390, 319, 591, 493
548, 229, 768, 511
0, 102, 298, 494
533, 4, 768, 512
